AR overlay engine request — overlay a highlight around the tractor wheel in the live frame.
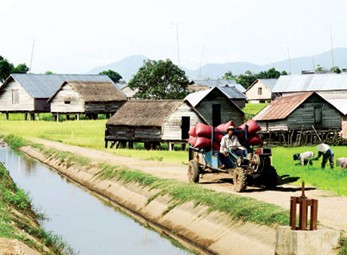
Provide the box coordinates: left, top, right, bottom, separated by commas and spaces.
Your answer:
188, 160, 200, 183
263, 166, 278, 189
233, 167, 247, 192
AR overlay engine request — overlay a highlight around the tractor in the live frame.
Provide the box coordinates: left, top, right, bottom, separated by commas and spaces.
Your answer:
187, 126, 278, 192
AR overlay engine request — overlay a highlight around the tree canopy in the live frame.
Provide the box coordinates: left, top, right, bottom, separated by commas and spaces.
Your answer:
128, 59, 189, 99
223, 67, 287, 89
99, 69, 122, 83
0, 56, 29, 82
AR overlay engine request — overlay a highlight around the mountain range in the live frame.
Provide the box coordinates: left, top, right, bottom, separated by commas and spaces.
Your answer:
89, 48, 347, 81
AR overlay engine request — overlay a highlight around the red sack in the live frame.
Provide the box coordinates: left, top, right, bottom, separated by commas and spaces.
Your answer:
195, 123, 212, 138
214, 132, 224, 142
248, 134, 263, 146
188, 136, 197, 146
188, 126, 196, 137
213, 141, 220, 151
194, 137, 212, 148
238, 119, 261, 135
216, 120, 235, 133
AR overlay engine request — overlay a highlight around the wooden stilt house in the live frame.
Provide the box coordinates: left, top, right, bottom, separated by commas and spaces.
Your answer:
48, 81, 127, 120
105, 100, 208, 150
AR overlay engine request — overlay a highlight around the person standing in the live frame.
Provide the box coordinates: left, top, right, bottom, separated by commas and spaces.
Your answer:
316, 143, 334, 169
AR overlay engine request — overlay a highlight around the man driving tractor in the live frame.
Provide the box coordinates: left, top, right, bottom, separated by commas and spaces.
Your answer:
218, 125, 245, 168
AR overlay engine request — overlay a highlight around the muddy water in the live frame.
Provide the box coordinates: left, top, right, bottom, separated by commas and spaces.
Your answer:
0, 147, 192, 255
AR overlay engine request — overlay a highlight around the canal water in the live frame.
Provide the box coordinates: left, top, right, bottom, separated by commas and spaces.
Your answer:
0, 147, 193, 255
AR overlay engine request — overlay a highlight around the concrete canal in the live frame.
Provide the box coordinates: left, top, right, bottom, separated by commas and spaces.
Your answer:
0, 146, 193, 255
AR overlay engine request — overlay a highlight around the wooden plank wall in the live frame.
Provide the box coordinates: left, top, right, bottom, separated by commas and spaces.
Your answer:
0, 80, 34, 111
50, 85, 84, 113
161, 103, 204, 140
288, 95, 341, 130
106, 125, 161, 142
195, 90, 244, 126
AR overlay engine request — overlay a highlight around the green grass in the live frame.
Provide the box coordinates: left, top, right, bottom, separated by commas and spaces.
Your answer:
339, 235, 347, 255
95, 164, 289, 226
1, 119, 347, 195
272, 146, 347, 195
0, 162, 76, 255
243, 103, 268, 119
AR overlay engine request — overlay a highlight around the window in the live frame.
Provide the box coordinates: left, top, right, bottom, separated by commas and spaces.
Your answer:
12, 89, 19, 104
64, 96, 71, 104
258, 87, 263, 95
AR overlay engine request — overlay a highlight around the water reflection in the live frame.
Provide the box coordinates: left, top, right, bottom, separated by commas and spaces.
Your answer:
0, 147, 192, 255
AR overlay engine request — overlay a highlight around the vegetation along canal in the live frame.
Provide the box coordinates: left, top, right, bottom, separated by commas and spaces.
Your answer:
0, 146, 193, 255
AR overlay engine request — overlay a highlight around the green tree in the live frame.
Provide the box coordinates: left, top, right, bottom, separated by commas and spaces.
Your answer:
331, 66, 341, 74
128, 59, 189, 99
99, 69, 122, 83
0, 56, 14, 82
222, 71, 236, 81
12, 63, 29, 74
257, 67, 283, 79
0, 56, 29, 82
235, 70, 257, 89
45, 70, 54, 75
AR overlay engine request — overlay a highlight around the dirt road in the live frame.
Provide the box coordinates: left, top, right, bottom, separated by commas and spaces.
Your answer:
29, 138, 347, 232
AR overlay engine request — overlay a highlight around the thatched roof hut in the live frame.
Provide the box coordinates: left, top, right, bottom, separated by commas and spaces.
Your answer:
105, 100, 207, 147
48, 81, 127, 116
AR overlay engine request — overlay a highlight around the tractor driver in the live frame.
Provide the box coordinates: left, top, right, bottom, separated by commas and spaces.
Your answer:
218, 125, 245, 168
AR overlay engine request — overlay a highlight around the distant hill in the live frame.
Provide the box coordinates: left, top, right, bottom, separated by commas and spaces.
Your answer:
89, 48, 347, 81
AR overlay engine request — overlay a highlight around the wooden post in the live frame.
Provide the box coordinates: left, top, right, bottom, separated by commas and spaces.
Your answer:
289, 182, 318, 230
5, 112, 9, 120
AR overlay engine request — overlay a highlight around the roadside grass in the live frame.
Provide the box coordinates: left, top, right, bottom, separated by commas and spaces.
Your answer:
95, 164, 289, 226
339, 236, 347, 255
0, 162, 76, 255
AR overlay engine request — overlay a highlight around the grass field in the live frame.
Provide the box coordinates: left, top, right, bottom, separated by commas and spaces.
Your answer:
0, 119, 346, 195
243, 103, 268, 119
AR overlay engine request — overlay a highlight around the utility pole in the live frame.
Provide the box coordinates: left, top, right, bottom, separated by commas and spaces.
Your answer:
29, 39, 35, 73
176, 23, 181, 67
287, 42, 292, 74
330, 25, 335, 69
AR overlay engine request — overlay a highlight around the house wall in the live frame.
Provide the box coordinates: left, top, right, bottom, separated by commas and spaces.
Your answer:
85, 101, 125, 114
195, 90, 244, 126
162, 103, 204, 141
258, 95, 341, 132
0, 80, 34, 111
287, 95, 341, 130
246, 81, 272, 103
50, 84, 85, 113
105, 125, 161, 142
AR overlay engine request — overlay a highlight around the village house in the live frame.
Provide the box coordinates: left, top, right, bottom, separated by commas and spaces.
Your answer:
48, 81, 127, 120
253, 92, 343, 145
0, 73, 118, 120
245, 79, 277, 103
105, 100, 207, 150
184, 86, 244, 127
272, 74, 347, 138
188, 79, 246, 108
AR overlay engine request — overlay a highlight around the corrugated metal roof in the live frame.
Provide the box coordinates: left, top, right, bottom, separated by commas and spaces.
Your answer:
5, 74, 115, 98
273, 74, 347, 93
192, 79, 246, 93
253, 92, 314, 121
257, 79, 278, 90
185, 88, 212, 107
318, 91, 347, 115
219, 86, 246, 99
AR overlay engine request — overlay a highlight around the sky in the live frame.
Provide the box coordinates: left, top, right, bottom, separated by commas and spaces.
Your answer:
1, 0, 347, 74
